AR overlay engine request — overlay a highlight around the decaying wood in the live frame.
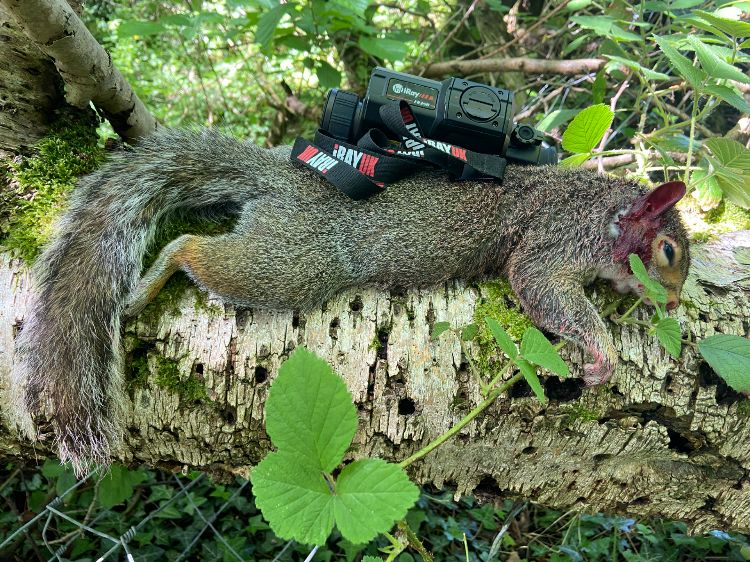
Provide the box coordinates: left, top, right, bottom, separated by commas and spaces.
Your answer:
0, 0, 158, 142
1, 231, 749, 534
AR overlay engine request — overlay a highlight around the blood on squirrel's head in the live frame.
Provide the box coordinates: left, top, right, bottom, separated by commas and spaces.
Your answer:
612, 181, 689, 311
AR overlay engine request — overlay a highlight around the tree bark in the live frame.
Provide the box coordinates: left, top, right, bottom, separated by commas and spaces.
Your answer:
1, 231, 749, 533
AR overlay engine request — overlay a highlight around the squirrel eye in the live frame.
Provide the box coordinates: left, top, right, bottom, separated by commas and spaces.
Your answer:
662, 241, 675, 264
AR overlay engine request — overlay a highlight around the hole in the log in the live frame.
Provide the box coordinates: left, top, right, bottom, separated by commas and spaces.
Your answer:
221, 406, 237, 425
195, 363, 204, 375
576, 497, 587, 504
254, 366, 268, 384
610, 385, 625, 397
632, 496, 650, 505
376, 326, 390, 360
510, 379, 533, 399
521, 446, 537, 455
125, 340, 156, 388
592, 453, 612, 463
398, 398, 416, 415
667, 428, 694, 453
474, 475, 497, 495
544, 377, 583, 401
329, 317, 340, 339
349, 295, 363, 312
291, 309, 300, 329
703, 496, 717, 509
235, 308, 251, 332
390, 286, 407, 298
664, 374, 673, 393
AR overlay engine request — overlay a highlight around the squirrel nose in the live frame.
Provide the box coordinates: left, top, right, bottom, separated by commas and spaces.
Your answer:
666, 300, 678, 311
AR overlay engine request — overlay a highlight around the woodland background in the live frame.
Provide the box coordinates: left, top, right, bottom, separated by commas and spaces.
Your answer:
1, 0, 750, 560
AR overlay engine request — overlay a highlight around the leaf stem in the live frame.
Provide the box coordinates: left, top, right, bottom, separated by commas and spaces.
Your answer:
399, 372, 523, 468
617, 297, 643, 323
397, 520, 434, 562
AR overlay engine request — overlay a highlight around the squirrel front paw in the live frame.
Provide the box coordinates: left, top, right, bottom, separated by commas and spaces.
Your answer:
581, 344, 616, 386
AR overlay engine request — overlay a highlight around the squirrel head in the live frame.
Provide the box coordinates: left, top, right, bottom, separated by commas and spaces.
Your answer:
612, 181, 690, 310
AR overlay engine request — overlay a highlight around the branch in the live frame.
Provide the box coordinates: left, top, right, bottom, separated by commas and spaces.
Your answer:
420, 57, 605, 78
1, 0, 158, 142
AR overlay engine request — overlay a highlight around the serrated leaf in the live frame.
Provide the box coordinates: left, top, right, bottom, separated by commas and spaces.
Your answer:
431, 321, 452, 340
255, 4, 295, 47
485, 317, 518, 359
703, 84, 750, 115
362, 557, 384, 562
461, 323, 479, 341
520, 328, 569, 377
560, 153, 592, 167
536, 109, 580, 133
688, 36, 750, 83
571, 16, 642, 41
251, 452, 335, 545
628, 254, 668, 303
705, 138, 750, 171
654, 35, 707, 86
698, 335, 750, 393
334, 459, 419, 544
317, 61, 341, 89
695, 10, 750, 38
604, 55, 670, 81
561, 104, 614, 153
265, 347, 357, 472
516, 359, 546, 404
98, 465, 147, 509
655, 318, 682, 359
692, 168, 723, 211
358, 36, 407, 60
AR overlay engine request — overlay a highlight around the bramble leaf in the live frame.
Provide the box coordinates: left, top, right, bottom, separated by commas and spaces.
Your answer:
654, 35, 707, 86
520, 328, 569, 377
334, 459, 420, 544
461, 323, 479, 341
264, 347, 357, 472
251, 452, 335, 545
516, 359, 546, 404
655, 318, 682, 359
485, 317, 518, 360
628, 254, 668, 304
561, 104, 614, 154
432, 321, 452, 340
698, 335, 750, 394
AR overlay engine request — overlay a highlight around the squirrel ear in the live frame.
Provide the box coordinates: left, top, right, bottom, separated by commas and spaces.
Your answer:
632, 181, 686, 218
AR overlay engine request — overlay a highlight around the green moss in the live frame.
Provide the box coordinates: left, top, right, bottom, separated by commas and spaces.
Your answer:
704, 200, 750, 230
471, 279, 534, 382
0, 111, 104, 263
561, 405, 602, 427
153, 355, 208, 403
736, 401, 750, 418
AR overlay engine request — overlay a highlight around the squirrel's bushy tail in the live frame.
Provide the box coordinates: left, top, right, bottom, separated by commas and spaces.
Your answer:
9, 129, 279, 474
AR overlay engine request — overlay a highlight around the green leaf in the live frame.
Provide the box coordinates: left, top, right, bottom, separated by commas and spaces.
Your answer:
362, 557, 384, 562
604, 55, 670, 81
705, 138, 750, 171
98, 465, 147, 509
117, 20, 166, 38
255, 4, 295, 47
317, 61, 342, 90
561, 104, 614, 153
655, 318, 682, 359
688, 36, 750, 83
703, 84, 750, 115
654, 35, 707, 86
520, 328, 569, 377
431, 321, 452, 340
358, 36, 407, 60
251, 452, 335, 545
265, 347, 358, 472
570, 16, 641, 42
628, 254, 668, 303
592, 71, 606, 104
698, 335, 750, 394
695, 10, 750, 38
560, 153, 591, 167
516, 359, 546, 404
691, 168, 723, 211
461, 323, 479, 341
334, 459, 420, 544
485, 317, 518, 359
536, 109, 579, 133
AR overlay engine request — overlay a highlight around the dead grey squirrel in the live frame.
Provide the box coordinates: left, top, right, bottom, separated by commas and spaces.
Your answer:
9, 128, 690, 474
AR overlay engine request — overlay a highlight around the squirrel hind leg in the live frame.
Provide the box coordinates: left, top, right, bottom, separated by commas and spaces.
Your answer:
124, 234, 198, 318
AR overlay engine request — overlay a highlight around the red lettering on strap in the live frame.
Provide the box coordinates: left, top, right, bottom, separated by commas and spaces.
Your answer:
359, 154, 379, 177
297, 145, 319, 163
451, 146, 467, 161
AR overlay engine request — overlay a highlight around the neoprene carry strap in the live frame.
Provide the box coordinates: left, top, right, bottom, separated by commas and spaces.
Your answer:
290, 100, 507, 200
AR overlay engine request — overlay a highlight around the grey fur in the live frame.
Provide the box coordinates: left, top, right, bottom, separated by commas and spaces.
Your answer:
9, 128, 690, 474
